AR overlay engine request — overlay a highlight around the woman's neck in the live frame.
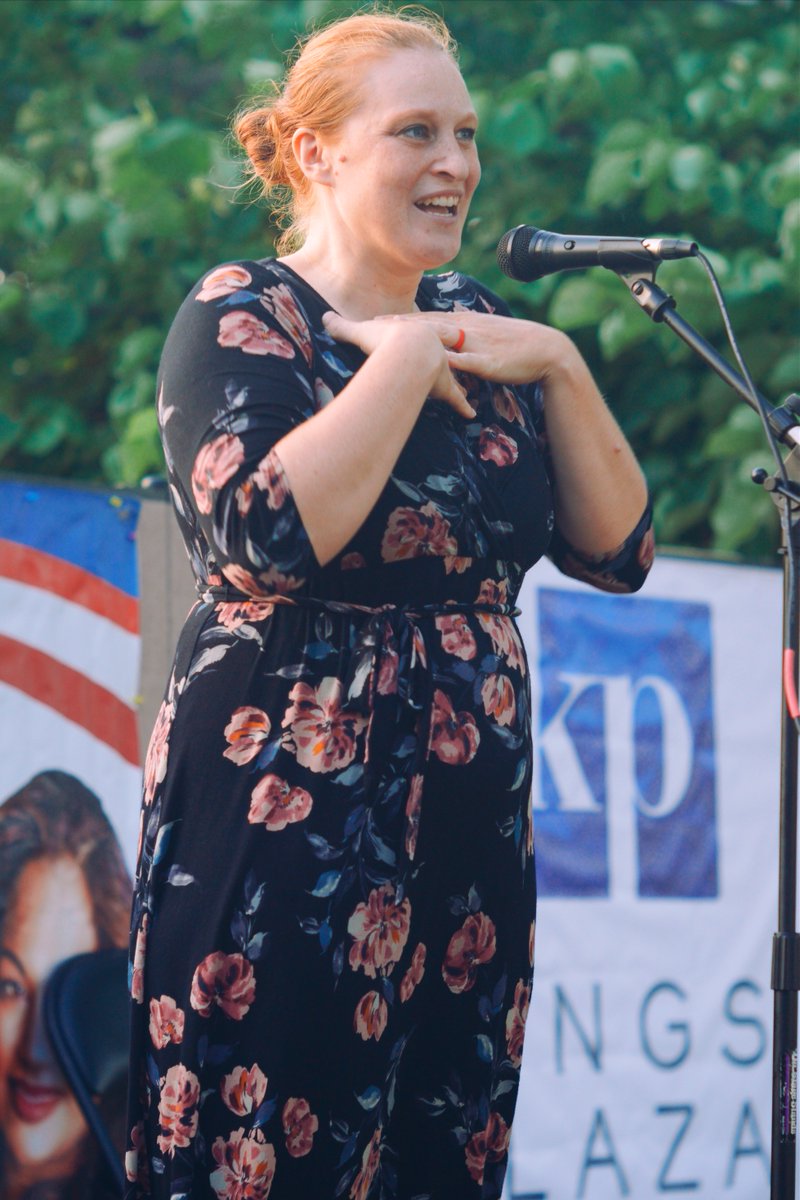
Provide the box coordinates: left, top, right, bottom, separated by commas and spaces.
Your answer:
278, 242, 422, 320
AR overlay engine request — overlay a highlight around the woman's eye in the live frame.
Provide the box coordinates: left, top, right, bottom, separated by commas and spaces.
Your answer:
400, 125, 430, 140
0, 977, 26, 1000
458, 127, 477, 143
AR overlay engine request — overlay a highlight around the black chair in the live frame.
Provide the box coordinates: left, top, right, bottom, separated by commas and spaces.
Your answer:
43, 947, 129, 1194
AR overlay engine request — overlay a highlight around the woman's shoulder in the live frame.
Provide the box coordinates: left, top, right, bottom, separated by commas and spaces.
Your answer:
418, 270, 514, 317
160, 257, 318, 375
188, 257, 294, 304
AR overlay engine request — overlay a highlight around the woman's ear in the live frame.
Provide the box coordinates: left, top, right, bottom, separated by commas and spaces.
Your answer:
291, 127, 335, 188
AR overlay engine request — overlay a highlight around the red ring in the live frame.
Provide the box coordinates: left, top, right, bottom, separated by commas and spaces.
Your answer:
452, 328, 466, 352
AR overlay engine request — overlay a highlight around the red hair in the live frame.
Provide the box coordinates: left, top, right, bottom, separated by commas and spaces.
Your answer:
233, 6, 458, 252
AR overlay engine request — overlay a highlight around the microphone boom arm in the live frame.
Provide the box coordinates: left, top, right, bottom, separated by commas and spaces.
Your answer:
618, 267, 800, 448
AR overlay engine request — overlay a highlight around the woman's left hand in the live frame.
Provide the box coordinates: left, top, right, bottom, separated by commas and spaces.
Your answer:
395, 310, 576, 386
399, 310, 649, 560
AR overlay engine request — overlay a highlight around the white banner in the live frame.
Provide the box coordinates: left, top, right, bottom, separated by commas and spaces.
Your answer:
509, 552, 782, 1199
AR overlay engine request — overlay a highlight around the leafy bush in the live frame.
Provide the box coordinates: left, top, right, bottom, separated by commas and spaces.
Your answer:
1, 0, 797, 559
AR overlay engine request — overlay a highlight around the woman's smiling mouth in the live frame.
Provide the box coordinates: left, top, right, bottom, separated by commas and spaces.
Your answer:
415, 194, 460, 216
9, 1075, 67, 1123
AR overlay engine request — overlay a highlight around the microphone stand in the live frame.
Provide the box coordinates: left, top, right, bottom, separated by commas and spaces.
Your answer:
616, 262, 800, 1200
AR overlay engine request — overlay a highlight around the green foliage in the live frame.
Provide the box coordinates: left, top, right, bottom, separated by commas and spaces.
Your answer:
0, 0, 797, 561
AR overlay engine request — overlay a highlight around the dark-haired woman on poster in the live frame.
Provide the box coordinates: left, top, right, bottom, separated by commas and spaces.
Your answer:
0, 771, 132, 1200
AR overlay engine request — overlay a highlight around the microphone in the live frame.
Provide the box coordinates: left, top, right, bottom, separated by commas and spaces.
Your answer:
496, 224, 698, 282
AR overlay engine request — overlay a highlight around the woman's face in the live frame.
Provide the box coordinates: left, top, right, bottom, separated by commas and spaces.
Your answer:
315, 47, 481, 281
0, 855, 98, 1177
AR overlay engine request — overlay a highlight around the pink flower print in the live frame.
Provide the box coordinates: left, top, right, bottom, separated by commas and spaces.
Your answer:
131, 914, 148, 1003
236, 478, 254, 515
477, 577, 508, 608
399, 942, 426, 1003
638, 526, 656, 572
282, 1096, 319, 1158
505, 979, 531, 1067
192, 434, 245, 515
428, 689, 480, 766
492, 384, 526, 427
480, 673, 516, 727
314, 377, 334, 409
148, 995, 185, 1049
353, 990, 388, 1042
220, 564, 273, 597
442, 912, 497, 994
216, 601, 275, 631
210, 1128, 276, 1200
125, 1120, 148, 1186
190, 951, 256, 1020
479, 424, 519, 467
251, 448, 291, 510
248, 774, 313, 832
224, 707, 271, 765
435, 612, 477, 661
477, 580, 526, 673
444, 554, 471, 574
217, 310, 295, 359
143, 698, 172, 806
156, 1064, 200, 1156
465, 1112, 510, 1185
347, 884, 411, 979
350, 1128, 382, 1200
341, 551, 366, 570
377, 627, 399, 696
282, 676, 367, 774
465, 1127, 487, 1186
221, 1064, 268, 1116
197, 264, 253, 302
260, 283, 313, 366
380, 501, 458, 562
404, 773, 423, 860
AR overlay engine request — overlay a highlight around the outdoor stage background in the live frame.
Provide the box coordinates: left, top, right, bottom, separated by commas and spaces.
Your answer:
0, 480, 782, 1199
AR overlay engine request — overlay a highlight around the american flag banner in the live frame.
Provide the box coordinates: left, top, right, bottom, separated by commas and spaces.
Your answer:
0, 478, 142, 870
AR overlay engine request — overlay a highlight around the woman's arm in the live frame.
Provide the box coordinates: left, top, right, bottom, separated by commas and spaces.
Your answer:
274, 314, 473, 566
392, 309, 648, 558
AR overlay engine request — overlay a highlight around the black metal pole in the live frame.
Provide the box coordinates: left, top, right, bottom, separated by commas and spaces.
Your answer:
771, 475, 800, 1199
618, 271, 800, 1199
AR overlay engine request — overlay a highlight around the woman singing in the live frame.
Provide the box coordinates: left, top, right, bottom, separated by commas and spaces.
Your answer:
126, 8, 652, 1198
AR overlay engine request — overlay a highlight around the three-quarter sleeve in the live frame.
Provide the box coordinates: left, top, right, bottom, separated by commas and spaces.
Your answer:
157, 262, 322, 595
548, 500, 655, 593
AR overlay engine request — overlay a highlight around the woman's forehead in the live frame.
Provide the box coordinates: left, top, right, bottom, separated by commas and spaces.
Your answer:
350, 47, 474, 122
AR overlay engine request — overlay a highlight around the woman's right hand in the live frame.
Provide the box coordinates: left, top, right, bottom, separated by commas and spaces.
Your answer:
322, 311, 475, 419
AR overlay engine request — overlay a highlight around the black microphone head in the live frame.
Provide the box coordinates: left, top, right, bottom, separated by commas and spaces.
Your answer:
496, 224, 539, 281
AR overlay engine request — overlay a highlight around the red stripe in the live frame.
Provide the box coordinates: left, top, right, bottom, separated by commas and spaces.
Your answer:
0, 539, 139, 634
0, 634, 140, 766
784, 648, 800, 720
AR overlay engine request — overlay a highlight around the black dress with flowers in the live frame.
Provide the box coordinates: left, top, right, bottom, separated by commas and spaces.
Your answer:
126, 260, 652, 1200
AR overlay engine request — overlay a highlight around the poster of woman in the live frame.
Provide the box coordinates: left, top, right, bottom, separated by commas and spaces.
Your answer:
0, 771, 132, 1199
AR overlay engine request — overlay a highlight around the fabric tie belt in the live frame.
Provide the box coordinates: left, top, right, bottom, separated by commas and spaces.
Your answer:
193, 572, 521, 778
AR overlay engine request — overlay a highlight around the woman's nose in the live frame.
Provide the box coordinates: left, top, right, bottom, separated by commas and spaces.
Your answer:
433, 135, 471, 180
16, 987, 56, 1073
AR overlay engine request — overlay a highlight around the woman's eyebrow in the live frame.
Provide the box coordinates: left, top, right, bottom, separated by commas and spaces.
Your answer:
0, 946, 26, 975
391, 107, 478, 124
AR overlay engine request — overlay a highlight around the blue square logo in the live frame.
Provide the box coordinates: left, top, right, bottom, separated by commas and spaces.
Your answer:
534, 588, 718, 899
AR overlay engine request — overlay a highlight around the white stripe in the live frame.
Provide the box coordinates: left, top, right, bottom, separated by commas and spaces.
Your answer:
0, 577, 141, 705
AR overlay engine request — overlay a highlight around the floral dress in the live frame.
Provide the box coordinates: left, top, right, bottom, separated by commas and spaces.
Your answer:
125, 259, 653, 1200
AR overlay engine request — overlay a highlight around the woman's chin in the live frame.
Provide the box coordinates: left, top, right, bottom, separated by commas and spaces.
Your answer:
4, 1109, 88, 1183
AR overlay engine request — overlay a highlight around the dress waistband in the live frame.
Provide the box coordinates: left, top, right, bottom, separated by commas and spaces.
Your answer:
196, 556, 522, 616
